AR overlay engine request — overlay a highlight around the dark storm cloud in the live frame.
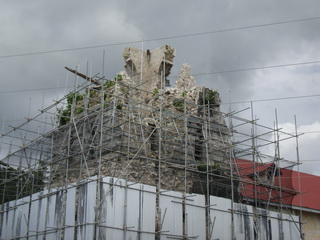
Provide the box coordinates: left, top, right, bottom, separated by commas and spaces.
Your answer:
114, 0, 320, 106
1, 0, 320, 174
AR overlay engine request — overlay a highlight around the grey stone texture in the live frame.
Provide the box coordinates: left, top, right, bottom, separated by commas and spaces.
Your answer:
51, 46, 231, 194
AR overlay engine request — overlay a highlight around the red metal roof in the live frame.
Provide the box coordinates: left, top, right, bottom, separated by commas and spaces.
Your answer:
235, 158, 320, 211
291, 170, 320, 211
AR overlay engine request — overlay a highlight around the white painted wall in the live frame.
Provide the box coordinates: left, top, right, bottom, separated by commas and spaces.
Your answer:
0, 176, 301, 240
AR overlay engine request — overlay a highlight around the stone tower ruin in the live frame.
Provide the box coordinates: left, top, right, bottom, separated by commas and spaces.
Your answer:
52, 45, 231, 195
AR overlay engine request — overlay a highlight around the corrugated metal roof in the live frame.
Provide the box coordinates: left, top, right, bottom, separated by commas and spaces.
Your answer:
235, 158, 320, 211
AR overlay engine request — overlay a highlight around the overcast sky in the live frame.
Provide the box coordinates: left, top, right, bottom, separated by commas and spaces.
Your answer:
1, 0, 320, 175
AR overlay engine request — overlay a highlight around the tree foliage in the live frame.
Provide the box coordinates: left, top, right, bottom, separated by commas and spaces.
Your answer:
0, 162, 45, 203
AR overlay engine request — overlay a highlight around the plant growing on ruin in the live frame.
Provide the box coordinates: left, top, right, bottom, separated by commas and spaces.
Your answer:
104, 79, 116, 88
67, 92, 84, 104
89, 89, 97, 98
57, 108, 70, 126
57, 92, 86, 126
173, 98, 184, 110
57, 79, 122, 126
74, 107, 84, 115
115, 74, 123, 81
153, 88, 159, 96
205, 90, 218, 104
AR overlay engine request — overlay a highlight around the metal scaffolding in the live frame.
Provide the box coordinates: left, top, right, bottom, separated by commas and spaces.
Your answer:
0, 47, 303, 239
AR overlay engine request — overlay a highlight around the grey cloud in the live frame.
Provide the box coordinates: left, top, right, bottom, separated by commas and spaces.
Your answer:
1, 0, 320, 174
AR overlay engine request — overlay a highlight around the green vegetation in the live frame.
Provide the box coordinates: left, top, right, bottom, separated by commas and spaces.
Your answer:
74, 107, 84, 115
153, 88, 159, 96
205, 90, 218, 104
67, 92, 84, 104
197, 162, 220, 172
57, 108, 70, 126
103, 74, 122, 88
181, 91, 186, 97
89, 89, 97, 98
57, 77, 123, 126
173, 98, 184, 109
116, 74, 123, 81
0, 162, 45, 203
104, 79, 116, 88
57, 92, 86, 126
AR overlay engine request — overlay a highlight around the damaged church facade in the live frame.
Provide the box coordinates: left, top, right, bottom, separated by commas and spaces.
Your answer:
51, 45, 231, 194
0, 46, 304, 239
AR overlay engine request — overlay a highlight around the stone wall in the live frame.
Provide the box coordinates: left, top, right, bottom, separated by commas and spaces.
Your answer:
301, 211, 320, 240
51, 46, 231, 194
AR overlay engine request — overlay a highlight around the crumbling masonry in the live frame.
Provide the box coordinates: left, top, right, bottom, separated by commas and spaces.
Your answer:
51, 45, 232, 196
0, 45, 303, 240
